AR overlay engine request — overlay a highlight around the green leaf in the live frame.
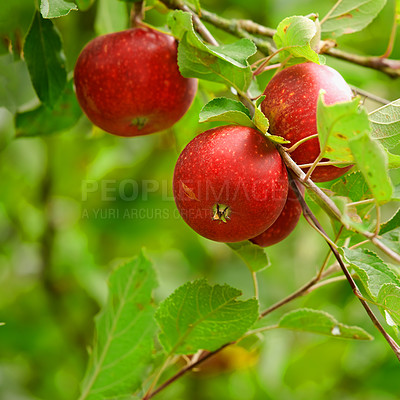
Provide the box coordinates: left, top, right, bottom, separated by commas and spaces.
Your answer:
380, 208, 400, 235
377, 283, 400, 327
397, 0, 400, 24
193, 0, 201, 14
227, 241, 270, 273
330, 171, 371, 202
273, 16, 320, 64
169, 10, 256, 92
317, 94, 370, 162
79, 252, 157, 400
380, 228, 400, 254
385, 149, 400, 169
16, 79, 82, 137
75, 0, 95, 11
95, 0, 128, 35
369, 99, 400, 150
331, 195, 373, 232
278, 308, 373, 340
24, 11, 67, 107
199, 97, 254, 127
155, 279, 258, 355
341, 247, 400, 299
321, 0, 387, 38
0, 53, 37, 113
348, 134, 393, 204
253, 96, 288, 143
40, 0, 78, 18
253, 95, 269, 133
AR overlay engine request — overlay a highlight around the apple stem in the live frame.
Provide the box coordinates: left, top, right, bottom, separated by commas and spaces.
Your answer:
303, 153, 324, 182
285, 133, 319, 153
297, 160, 351, 168
130, 1, 145, 28
252, 46, 292, 76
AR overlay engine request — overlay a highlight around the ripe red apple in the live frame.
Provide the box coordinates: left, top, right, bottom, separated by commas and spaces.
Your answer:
74, 27, 197, 137
261, 62, 353, 182
250, 182, 304, 247
173, 125, 289, 243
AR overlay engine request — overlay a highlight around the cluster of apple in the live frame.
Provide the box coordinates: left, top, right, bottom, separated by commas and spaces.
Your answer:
74, 27, 353, 247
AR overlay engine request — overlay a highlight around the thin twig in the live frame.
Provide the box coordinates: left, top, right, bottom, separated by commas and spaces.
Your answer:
297, 161, 351, 168
144, 344, 231, 400
181, 4, 218, 46
303, 153, 324, 181
277, 146, 343, 219
289, 174, 400, 361
253, 46, 291, 75
349, 85, 391, 105
305, 275, 348, 293
286, 134, 319, 153
259, 276, 320, 318
346, 199, 375, 207
325, 48, 400, 79
277, 146, 400, 264
252, 271, 259, 300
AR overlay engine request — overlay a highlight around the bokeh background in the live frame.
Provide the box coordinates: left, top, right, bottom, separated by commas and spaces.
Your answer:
1, 0, 400, 399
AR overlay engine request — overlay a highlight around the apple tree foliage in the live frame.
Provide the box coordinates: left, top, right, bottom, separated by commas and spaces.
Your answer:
1, 0, 400, 399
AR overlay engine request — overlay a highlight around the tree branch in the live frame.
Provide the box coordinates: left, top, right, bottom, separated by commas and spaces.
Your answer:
289, 172, 400, 362
277, 147, 400, 264
159, 0, 400, 78
143, 344, 230, 399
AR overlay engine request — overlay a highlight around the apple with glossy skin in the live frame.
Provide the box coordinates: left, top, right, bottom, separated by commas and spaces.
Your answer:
261, 62, 353, 182
250, 182, 304, 247
74, 27, 197, 137
173, 125, 289, 243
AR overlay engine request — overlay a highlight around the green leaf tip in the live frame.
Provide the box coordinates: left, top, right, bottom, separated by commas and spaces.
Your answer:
278, 308, 373, 340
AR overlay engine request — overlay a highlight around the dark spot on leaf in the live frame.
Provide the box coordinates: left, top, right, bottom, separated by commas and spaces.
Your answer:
337, 13, 353, 19
283, 23, 291, 33
335, 132, 347, 139
326, 145, 334, 153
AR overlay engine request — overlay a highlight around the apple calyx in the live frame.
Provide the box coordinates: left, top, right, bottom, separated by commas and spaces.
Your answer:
131, 117, 149, 130
212, 203, 231, 223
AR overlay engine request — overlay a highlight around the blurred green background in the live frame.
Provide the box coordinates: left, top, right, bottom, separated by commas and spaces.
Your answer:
1, 0, 400, 399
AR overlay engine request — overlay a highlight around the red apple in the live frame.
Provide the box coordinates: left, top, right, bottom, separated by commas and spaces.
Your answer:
74, 27, 197, 137
250, 182, 304, 247
173, 125, 289, 243
261, 63, 353, 182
